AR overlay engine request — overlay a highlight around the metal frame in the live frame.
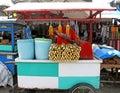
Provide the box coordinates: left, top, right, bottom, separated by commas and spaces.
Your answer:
3, 2, 116, 43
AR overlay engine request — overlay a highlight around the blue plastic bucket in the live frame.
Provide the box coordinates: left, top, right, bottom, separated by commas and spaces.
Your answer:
17, 39, 34, 59
35, 38, 52, 60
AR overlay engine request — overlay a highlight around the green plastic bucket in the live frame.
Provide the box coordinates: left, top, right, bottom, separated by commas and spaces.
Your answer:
35, 38, 52, 60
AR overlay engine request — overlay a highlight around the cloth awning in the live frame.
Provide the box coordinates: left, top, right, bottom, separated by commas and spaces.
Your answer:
4, 2, 115, 12
3, 2, 116, 21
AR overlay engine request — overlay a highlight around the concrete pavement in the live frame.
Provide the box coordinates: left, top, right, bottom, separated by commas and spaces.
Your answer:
0, 83, 120, 93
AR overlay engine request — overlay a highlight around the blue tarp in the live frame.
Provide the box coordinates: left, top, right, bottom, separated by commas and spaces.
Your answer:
93, 45, 120, 59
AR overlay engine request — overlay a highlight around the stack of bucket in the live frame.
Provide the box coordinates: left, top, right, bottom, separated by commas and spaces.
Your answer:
17, 38, 52, 60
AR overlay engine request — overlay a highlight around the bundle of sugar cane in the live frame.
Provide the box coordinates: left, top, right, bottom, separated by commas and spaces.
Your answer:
49, 43, 81, 62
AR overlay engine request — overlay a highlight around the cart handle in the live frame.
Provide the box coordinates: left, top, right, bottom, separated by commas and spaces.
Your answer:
0, 52, 17, 56
5, 61, 15, 64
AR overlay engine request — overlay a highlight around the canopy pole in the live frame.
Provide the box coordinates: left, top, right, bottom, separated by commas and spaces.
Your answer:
89, 11, 93, 44
89, 20, 93, 44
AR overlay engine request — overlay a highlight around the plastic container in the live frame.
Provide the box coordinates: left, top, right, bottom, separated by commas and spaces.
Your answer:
35, 38, 52, 60
17, 39, 34, 59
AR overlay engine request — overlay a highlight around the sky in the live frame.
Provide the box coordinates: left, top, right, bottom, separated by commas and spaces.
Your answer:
0, 0, 14, 6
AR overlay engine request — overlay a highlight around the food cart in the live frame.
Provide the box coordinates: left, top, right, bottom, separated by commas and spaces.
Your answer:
4, 2, 115, 93
15, 59, 102, 93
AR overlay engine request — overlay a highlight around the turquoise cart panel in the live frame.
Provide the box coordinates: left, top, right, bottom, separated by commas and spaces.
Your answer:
17, 62, 58, 77
0, 45, 17, 51
59, 76, 100, 89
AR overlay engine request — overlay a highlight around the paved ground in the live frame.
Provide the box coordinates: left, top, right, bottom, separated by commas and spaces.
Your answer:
97, 83, 120, 93
0, 83, 120, 93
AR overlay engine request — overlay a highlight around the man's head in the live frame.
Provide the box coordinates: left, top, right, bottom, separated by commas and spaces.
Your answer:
61, 17, 69, 26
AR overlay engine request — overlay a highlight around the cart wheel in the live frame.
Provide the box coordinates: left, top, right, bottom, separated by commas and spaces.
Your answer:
69, 83, 97, 93
9, 85, 17, 93
9, 89, 14, 93
25, 89, 36, 93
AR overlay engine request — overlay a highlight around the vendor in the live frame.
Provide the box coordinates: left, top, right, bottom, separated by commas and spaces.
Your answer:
52, 20, 93, 59
25, 22, 32, 39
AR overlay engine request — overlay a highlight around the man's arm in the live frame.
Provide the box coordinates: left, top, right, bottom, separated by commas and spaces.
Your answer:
55, 30, 80, 45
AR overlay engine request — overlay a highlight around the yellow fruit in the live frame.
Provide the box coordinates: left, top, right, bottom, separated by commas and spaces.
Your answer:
58, 24, 62, 33
66, 24, 70, 35
49, 25, 53, 36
